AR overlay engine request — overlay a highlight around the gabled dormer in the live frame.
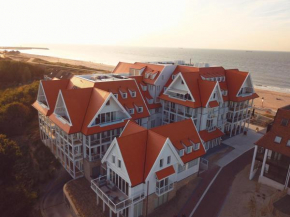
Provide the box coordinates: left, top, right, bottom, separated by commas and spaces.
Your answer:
37, 81, 49, 109
54, 91, 72, 125
237, 73, 254, 97
206, 82, 224, 108
164, 73, 195, 102
88, 93, 131, 127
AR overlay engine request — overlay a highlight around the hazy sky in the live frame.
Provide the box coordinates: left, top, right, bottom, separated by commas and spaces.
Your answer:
1, 0, 290, 51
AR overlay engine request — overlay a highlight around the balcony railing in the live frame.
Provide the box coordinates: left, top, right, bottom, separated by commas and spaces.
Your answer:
86, 153, 103, 162
91, 176, 145, 213
155, 182, 174, 196
206, 126, 216, 132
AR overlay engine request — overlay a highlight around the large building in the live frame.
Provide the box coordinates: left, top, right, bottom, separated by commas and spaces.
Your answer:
249, 105, 290, 191
33, 61, 258, 217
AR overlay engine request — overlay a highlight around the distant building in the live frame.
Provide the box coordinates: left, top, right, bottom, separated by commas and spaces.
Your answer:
249, 105, 290, 191
32, 61, 258, 217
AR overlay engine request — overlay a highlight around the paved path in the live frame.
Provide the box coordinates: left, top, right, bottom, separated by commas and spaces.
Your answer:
192, 149, 253, 217
179, 126, 264, 217
41, 168, 73, 217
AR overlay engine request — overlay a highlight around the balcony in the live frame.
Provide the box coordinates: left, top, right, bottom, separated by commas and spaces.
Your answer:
206, 126, 216, 132
227, 113, 250, 123
86, 153, 103, 162
239, 87, 254, 97
166, 89, 191, 101
91, 176, 145, 213
155, 181, 174, 196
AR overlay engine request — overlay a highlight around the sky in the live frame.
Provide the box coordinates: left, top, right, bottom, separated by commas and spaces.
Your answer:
1, 0, 290, 51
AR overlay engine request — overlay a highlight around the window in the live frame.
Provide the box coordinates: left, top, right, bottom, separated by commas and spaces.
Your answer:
187, 146, 192, 154
181, 80, 184, 84
138, 107, 143, 113
167, 156, 171, 165
178, 164, 186, 173
179, 149, 184, 157
274, 136, 282, 143
106, 100, 110, 106
114, 94, 118, 99
160, 159, 163, 168
213, 93, 216, 99
129, 109, 134, 114
130, 90, 136, 97
118, 159, 121, 168
162, 75, 164, 80
172, 75, 176, 80
188, 159, 198, 168
194, 143, 200, 150
122, 93, 127, 99
281, 119, 288, 126
112, 155, 115, 164
287, 140, 290, 147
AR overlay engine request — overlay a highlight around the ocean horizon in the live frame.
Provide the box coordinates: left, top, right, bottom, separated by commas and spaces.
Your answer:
12, 44, 290, 93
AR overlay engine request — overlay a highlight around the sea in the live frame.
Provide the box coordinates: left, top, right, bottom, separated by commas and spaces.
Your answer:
18, 44, 290, 93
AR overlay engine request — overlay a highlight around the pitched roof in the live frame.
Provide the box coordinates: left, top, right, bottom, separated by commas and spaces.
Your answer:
255, 106, 290, 157
150, 119, 206, 163
198, 80, 216, 107
49, 88, 92, 134
115, 119, 205, 186
160, 72, 202, 108
94, 79, 150, 120
32, 79, 70, 116
113, 62, 144, 74
199, 128, 224, 142
156, 166, 175, 180
117, 121, 166, 186
225, 70, 258, 102
209, 100, 219, 108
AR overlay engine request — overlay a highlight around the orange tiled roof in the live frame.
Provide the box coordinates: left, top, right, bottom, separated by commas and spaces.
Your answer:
199, 128, 224, 142
116, 119, 205, 186
209, 100, 219, 108
32, 79, 70, 116
94, 80, 150, 120
156, 166, 175, 180
255, 106, 290, 157
49, 88, 93, 134
198, 79, 216, 107
150, 119, 206, 163
225, 70, 258, 102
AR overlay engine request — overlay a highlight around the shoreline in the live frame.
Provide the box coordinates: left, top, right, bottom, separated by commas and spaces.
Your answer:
6, 52, 290, 112
19, 52, 115, 72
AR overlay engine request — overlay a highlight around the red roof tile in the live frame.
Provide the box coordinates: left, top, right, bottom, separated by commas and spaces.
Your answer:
198, 80, 216, 107
209, 100, 219, 108
156, 166, 175, 180
199, 128, 224, 142
32, 79, 70, 116
255, 106, 290, 157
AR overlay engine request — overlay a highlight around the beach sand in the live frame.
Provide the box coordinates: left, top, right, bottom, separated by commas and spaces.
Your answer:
19, 53, 115, 72
254, 88, 290, 112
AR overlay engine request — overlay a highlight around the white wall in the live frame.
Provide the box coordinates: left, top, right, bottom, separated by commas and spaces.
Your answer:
105, 141, 131, 185
176, 158, 200, 182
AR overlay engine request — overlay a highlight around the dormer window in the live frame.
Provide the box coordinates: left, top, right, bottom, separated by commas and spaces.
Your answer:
194, 143, 200, 150
223, 90, 228, 96
141, 83, 147, 91
172, 75, 176, 80
137, 107, 143, 113
150, 73, 157, 79
187, 146, 192, 154
281, 119, 288, 126
274, 136, 282, 144
122, 93, 127, 99
114, 94, 118, 99
287, 140, 290, 147
129, 90, 136, 97
179, 149, 184, 157
106, 100, 110, 106
129, 108, 134, 114
145, 72, 150, 78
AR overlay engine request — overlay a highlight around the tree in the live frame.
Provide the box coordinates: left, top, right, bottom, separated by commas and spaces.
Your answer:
0, 134, 21, 181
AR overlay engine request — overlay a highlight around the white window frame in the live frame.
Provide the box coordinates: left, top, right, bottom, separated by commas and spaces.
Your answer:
118, 159, 122, 168
274, 136, 282, 144
160, 159, 164, 168
112, 155, 116, 164
167, 156, 171, 165
179, 149, 184, 157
